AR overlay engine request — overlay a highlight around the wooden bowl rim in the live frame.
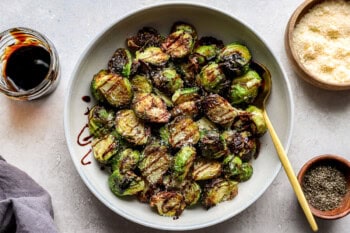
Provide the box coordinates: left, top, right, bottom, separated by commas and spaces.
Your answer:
297, 154, 350, 219
285, 0, 350, 90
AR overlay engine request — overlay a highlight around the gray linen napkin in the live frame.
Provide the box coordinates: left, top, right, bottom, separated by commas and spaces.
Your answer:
0, 156, 58, 233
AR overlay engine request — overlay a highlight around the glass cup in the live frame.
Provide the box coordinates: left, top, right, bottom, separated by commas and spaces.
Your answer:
0, 27, 60, 100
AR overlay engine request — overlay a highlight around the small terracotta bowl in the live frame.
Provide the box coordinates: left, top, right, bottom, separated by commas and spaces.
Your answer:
285, 0, 350, 90
297, 154, 350, 219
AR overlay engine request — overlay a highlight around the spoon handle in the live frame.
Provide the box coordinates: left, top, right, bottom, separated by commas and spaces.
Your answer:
263, 111, 318, 232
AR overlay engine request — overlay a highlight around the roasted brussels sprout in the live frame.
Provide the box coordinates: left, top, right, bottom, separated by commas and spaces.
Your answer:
246, 105, 267, 136
115, 109, 150, 145
126, 27, 164, 52
222, 130, 258, 162
202, 178, 238, 209
217, 43, 251, 77
136, 47, 169, 66
162, 30, 195, 59
223, 155, 242, 178
171, 87, 200, 105
198, 130, 228, 159
111, 148, 140, 173
150, 191, 186, 217
202, 94, 238, 125
109, 169, 145, 197
138, 144, 171, 185
171, 21, 197, 40
171, 100, 200, 118
88, 105, 115, 137
132, 92, 171, 123
108, 48, 133, 77
91, 70, 133, 107
229, 69, 262, 106
168, 116, 200, 148
173, 146, 196, 182
196, 116, 218, 132
151, 67, 183, 95
192, 159, 222, 181
182, 181, 201, 206
130, 74, 153, 93
196, 62, 228, 93
91, 134, 119, 164
239, 162, 253, 182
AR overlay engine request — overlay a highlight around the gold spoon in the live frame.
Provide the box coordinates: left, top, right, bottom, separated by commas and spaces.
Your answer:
252, 62, 318, 232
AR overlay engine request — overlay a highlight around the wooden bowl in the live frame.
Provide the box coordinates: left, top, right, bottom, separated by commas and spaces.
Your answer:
297, 154, 350, 219
285, 0, 350, 90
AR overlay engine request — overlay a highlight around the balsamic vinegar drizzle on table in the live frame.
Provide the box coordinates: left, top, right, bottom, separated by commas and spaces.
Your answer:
77, 99, 93, 165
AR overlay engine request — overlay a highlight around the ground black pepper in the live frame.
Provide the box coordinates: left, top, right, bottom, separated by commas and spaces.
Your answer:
302, 165, 347, 211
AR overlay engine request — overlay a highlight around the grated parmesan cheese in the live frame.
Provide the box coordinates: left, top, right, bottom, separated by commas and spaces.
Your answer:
293, 0, 350, 83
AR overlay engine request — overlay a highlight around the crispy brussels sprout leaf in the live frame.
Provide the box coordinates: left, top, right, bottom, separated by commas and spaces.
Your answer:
168, 116, 200, 148
109, 170, 145, 197
192, 159, 222, 181
150, 191, 186, 217
202, 178, 238, 209
91, 134, 119, 164
203, 94, 238, 125
88, 105, 115, 138
173, 146, 196, 182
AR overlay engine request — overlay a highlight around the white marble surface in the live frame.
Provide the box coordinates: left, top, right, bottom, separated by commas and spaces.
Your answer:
0, 0, 349, 232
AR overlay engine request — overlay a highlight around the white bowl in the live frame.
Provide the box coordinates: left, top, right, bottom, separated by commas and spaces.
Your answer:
64, 2, 294, 230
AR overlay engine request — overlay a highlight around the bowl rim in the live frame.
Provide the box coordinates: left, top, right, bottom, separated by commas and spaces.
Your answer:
285, 0, 350, 90
297, 154, 350, 219
63, 1, 295, 230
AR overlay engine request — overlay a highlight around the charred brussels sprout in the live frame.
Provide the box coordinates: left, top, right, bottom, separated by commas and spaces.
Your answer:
130, 74, 153, 93
138, 144, 171, 185
136, 47, 169, 66
246, 105, 267, 136
111, 148, 140, 173
109, 169, 145, 197
173, 146, 196, 182
91, 70, 133, 108
202, 178, 238, 209
202, 94, 238, 125
229, 70, 262, 106
168, 116, 200, 148
171, 21, 197, 40
150, 191, 186, 217
132, 92, 171, 123
182, 181, 201, 206
88, 105, 115, 137
171, 87, 200, 105
126, 27, 163, 52
108, 48, 132, 77
162, 30, 195, 59
223, 155, 242, 178
151, 67, 183, 95
91, 134, 119, 164
239, 163, 253, 182
192, 159, 222, 181
171, 100, 200, 118
196, 62, 227, 93
115, 109, 150, 145
198, 130, 228, 159
217, 43, 251, 77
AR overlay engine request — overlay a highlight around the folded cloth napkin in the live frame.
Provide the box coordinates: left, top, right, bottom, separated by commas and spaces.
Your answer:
0, 156, 58, 233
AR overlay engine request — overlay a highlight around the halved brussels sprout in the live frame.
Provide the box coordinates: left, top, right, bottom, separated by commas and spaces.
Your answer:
192, 159, 222, 181
217, 43, 251, 77
171, 100, 200, 118
115, 109, 150, 145
171, 21, 197, 41
229, 70, 262, 106
171, 87, 200, 105
108, 48, 132, 77
222, 130, 258, 162
223, 154, 242, 178
150, 191, 186, 217
109, 169, 145, 197
198, 130, 228, 159
132, 92, 171, 123
246, 105, 267, 136
176, 60, 198, 86
168, 116, 200, 148
130, 74, 153, 93
194, 45, 218, 62
126, 27, 164, 51
88, 105, 115, 138
136, 47, 169, 66
111, 148, 140, 173
196, 116, 218, 133
182, 181, 201, 206
91, 134, 119, 164
173, 146, 196, 182
196, 62, 227, 93
138, 144, 171, 185
162, 30, 194, 59
239, 162, 253, 182
202, 94, 238, 125
202, 178, 238, 209
91, 70, 133, 108
151, 67, 183, 95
